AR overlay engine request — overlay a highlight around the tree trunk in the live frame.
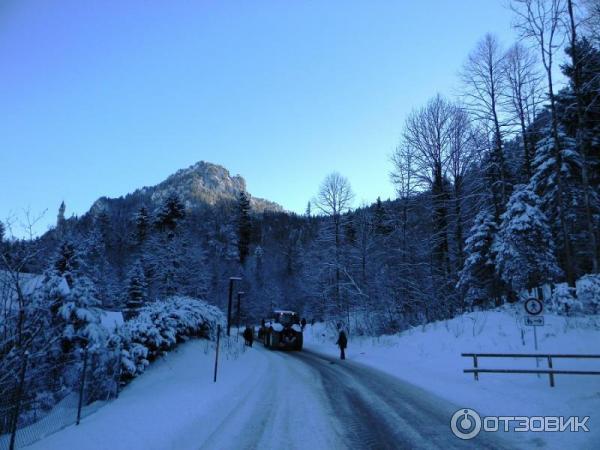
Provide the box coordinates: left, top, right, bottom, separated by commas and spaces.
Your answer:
518, 105, 532, 180
567, 0, 599, 273
454, 182, 465, 270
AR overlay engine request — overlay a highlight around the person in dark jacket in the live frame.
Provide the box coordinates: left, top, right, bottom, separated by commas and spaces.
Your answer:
301, 317, 307, 331
243, 326, 254, 347
336, 323, 347, 360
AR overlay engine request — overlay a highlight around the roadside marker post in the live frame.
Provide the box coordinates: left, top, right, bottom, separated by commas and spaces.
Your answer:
227, 277, 242, 336
236, 291, 245, 341
214, 324, 221, 383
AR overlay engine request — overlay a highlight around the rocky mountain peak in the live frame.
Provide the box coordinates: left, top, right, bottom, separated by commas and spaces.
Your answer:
89, 161, 282, 217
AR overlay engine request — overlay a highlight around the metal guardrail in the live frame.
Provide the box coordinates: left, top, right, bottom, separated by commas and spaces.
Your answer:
461, 353, 600, 387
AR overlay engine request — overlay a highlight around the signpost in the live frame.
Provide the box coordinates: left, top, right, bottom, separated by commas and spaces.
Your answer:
524, 298, 543, 316
524, 298, 544, 376
524, 316, 545, 327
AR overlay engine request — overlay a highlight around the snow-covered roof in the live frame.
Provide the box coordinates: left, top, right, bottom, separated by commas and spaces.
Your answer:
100, 310, 124, 331
273, 310, 297, 315
0, 270, 70, 305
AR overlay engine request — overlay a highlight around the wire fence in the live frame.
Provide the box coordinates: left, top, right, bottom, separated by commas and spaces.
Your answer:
0, 347, 121, 450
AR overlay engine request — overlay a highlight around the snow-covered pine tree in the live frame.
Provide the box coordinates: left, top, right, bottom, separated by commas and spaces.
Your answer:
373, 197, 391, 236
142, 194, 188, 297
62, 274, 104, 349
53, 240, 81, 288
237, 191, 252, 265
134, 206, 150, 245
51, 241, 103, 351
175, 231, 210, 299
344, 211, 357, 245
148, 234, 179, 297
529, 126, 584, 276
557, 37, 600, 272
155, 193, 186, 234
125, 261, 147, 319
493, 185, 562, 294
457, 209, 499, 308
82, 223, 115, 308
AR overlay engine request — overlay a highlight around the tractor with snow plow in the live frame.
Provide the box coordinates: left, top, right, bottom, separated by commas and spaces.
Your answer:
260, 310, 303, 351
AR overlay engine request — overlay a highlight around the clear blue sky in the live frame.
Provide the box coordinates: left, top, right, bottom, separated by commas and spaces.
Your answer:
0, 0, 519, 237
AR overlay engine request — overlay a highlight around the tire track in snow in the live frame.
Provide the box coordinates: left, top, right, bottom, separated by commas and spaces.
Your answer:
290, 350, 514, 450
194, 347, 344, 450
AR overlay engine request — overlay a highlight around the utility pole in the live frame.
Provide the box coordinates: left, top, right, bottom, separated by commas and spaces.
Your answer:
227, 277, 242, 336
236, 291, 245, 337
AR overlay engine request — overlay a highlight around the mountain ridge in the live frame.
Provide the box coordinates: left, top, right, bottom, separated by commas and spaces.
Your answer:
88, 161, 283, 216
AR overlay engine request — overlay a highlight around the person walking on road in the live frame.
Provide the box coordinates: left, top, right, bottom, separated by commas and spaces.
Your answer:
243, 326, 254, 347
336, 323, 347, 360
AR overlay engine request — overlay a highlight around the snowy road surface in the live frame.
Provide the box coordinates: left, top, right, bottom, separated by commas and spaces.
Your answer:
29, 341, 511, 450
196, 347, 509, 450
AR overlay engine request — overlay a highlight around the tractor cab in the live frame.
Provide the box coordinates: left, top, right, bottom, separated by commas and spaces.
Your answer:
273, 310, 300, 327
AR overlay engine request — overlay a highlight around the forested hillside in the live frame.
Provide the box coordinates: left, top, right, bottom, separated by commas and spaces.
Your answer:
2, 0, 599, 344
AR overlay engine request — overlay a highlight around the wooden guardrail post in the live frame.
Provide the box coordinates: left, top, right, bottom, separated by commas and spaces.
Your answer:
547, 356, 555, 387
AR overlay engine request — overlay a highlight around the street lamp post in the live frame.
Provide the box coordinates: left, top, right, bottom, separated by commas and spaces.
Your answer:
236, 291, 245, 335
227, 277, 242, 336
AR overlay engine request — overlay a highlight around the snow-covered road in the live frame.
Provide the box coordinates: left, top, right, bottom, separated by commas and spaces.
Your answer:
199, 346, 509, 450
28, 340, 511, 450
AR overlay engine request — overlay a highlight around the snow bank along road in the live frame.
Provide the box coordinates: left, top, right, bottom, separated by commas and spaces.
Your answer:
29, 341, 511, 450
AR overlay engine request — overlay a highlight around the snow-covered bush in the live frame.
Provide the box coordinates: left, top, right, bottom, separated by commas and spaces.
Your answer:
117, 296, 224, 381
550, 284, 583, 316
577, 274, 600, 314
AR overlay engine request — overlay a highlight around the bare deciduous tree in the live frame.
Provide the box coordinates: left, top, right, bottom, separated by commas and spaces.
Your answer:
504, 42, 544, 180
314, 173, 355, 219
447, 106, 478, 269
402, 94, 455, 277
582, 0, 600, 42
314, 172, 355, 315
460, 33, 511, 217
390, 141, 420, 266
